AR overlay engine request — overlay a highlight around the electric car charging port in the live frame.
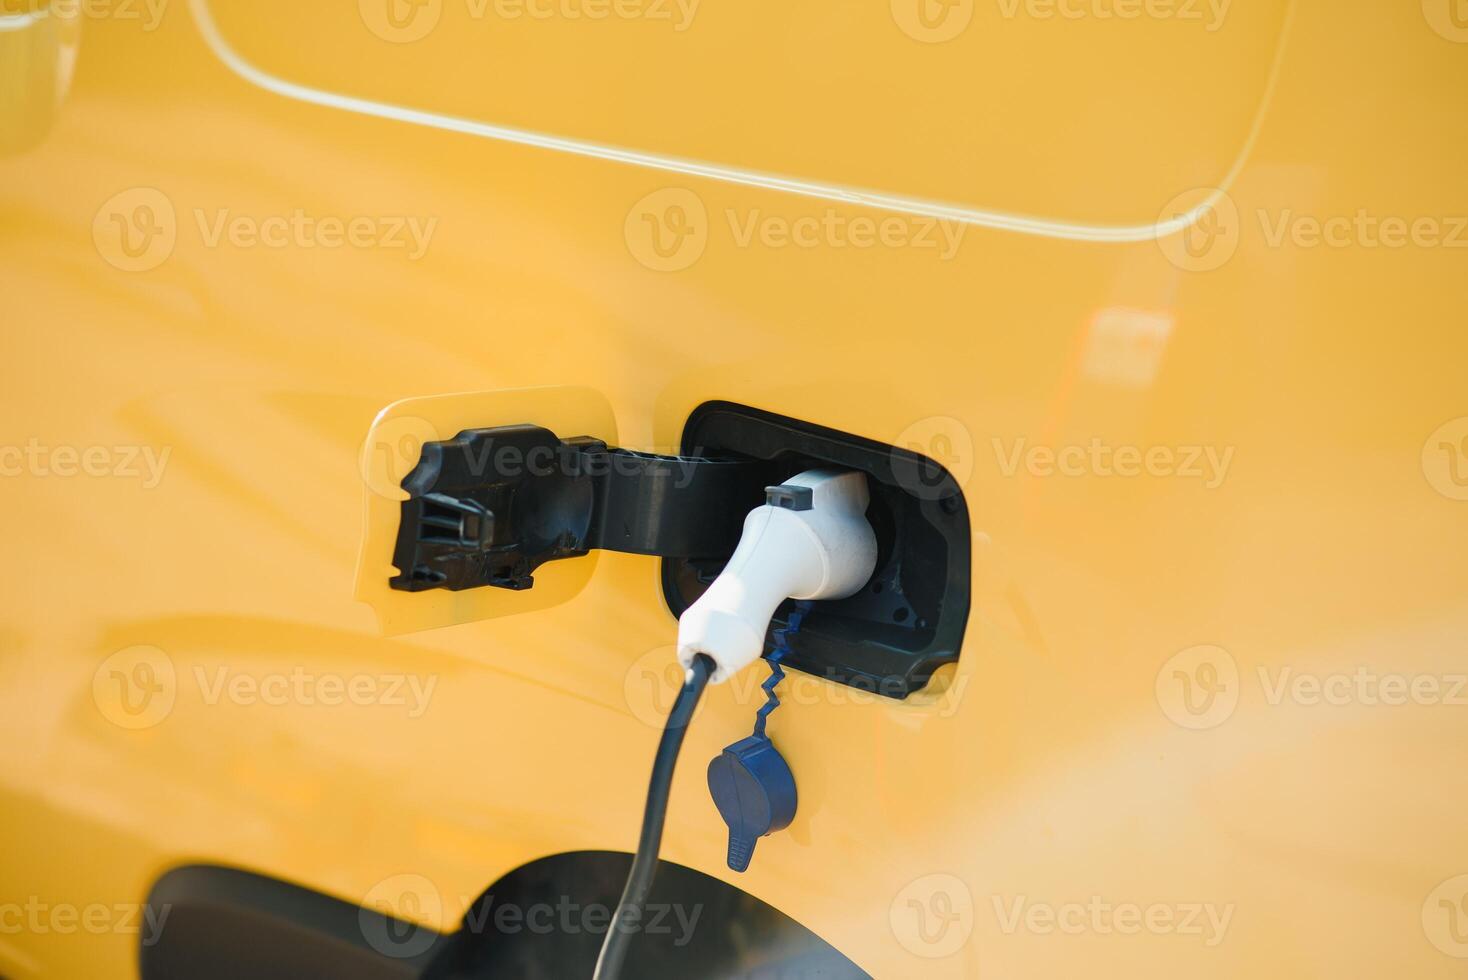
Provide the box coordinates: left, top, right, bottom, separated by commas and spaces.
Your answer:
662, 402, 971, 699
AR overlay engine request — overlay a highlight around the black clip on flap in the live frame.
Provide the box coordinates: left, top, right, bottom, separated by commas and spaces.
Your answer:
390, 425, 766, 592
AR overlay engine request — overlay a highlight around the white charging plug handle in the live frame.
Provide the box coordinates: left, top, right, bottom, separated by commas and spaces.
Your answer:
676, 469, 878, 684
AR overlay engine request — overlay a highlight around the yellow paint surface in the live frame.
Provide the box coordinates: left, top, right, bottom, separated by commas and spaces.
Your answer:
2, 0, 1467, 976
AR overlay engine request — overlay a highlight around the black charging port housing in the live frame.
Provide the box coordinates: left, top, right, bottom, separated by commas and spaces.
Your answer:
662, 402, 971, 700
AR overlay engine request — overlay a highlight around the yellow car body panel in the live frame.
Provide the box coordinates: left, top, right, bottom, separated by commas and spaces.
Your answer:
2, 0, 1467, 976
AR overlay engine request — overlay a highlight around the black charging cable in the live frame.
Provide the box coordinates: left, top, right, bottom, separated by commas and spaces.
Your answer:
592, 652, 716, 980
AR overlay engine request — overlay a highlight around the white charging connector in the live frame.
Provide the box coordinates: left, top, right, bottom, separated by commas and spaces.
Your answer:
676, 469, 878, 684
597, 469, 877, 979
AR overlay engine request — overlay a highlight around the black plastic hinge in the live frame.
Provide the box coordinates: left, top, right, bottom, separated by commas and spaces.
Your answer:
389, 425, 767, 593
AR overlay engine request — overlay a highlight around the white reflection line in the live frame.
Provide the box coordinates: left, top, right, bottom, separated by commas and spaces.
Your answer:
0, 11, 48, 31
187, 0, 1292, 243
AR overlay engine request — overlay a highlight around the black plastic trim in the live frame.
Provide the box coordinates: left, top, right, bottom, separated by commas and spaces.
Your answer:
140, 865, 446, 980
139, 857, 868, 979
388, 425, 765, 593
663, 401, 972, 699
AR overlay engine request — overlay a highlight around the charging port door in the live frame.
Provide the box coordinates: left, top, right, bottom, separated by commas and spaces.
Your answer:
354, 386, 620, 635
355, 387, 768, 636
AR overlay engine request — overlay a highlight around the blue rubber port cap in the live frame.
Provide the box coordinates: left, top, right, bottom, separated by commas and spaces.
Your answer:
707, 735, 797, 873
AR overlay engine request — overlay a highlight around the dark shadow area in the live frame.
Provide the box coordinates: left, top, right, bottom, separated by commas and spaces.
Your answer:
142, 854, 869, 980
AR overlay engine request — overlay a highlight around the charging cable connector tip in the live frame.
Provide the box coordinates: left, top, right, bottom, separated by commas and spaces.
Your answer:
676, 468, 877, 684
